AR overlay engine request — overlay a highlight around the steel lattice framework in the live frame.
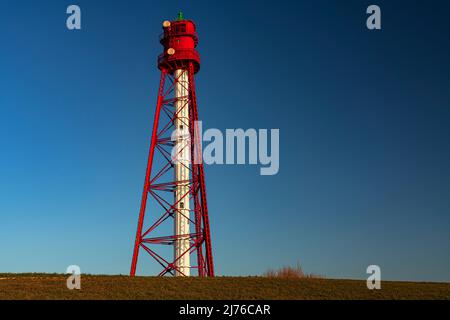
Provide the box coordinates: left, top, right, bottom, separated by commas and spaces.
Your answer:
130, 61, 214, 277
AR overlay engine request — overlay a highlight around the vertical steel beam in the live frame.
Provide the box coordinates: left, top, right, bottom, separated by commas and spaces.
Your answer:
130, 71, 167, 276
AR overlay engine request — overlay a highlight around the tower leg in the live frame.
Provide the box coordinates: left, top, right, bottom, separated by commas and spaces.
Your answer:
130, 71, 166, 276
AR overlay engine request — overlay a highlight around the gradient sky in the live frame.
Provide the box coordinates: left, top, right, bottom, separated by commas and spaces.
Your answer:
0, 0, 449, 282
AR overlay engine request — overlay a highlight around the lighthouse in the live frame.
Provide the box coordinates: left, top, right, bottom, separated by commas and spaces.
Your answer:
130, 13, 214, 277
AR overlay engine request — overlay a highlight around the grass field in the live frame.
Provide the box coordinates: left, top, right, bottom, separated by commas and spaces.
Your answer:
0, 274, 449, 300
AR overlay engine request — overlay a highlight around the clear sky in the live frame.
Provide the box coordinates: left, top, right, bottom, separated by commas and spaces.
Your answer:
0, 0, 449, 282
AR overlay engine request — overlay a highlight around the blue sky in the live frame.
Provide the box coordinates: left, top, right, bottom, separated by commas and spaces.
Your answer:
0, 0, 449, 281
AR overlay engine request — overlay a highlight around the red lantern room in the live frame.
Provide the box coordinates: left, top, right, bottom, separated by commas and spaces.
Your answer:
158, 12, 201, 74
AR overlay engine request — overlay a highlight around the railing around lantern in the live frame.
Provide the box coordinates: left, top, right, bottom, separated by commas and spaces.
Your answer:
159, 30, 199, 44
158, 49, 201, 66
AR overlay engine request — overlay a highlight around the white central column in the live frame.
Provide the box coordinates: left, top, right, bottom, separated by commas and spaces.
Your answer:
174, 69, 191, 276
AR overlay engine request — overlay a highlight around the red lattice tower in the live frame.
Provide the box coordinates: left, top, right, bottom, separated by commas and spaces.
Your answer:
130, 13, 214, 277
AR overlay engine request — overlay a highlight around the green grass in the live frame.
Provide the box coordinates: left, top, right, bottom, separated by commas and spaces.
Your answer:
0, 274, 449, 300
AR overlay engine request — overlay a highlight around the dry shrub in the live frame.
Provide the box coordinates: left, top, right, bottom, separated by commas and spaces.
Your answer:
264, 263, 323, 279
